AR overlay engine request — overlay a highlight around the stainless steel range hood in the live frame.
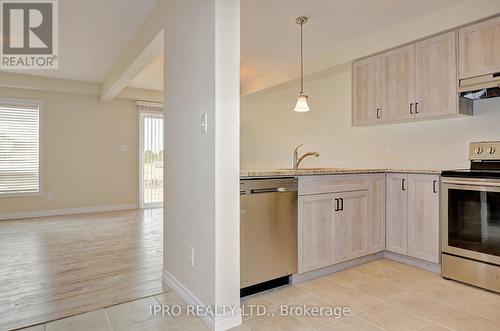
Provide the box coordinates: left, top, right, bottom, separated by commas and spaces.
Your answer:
459, 72, 500, 100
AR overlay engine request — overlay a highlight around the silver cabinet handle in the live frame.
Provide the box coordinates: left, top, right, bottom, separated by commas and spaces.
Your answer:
415, 102, 419, 114
376, 108, 381, 119
433, 180, 437, 193
409, 103, 414, 115
402, 178, 406, 191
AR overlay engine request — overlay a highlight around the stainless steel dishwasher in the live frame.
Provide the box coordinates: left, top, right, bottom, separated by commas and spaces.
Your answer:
240, 178, 298, 293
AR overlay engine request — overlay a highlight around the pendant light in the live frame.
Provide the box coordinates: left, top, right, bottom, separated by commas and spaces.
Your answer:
294, 16, 310, 112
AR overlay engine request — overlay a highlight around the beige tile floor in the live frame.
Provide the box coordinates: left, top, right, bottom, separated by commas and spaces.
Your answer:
18, 259, 500, 331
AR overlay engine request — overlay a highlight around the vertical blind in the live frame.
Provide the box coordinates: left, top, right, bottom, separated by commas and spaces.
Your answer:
138, 102, 164, 206
0, 100, 41, 195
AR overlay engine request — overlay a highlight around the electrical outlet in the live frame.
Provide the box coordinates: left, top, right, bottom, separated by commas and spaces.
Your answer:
47, 193, 55, 200
188, 246, 195, 266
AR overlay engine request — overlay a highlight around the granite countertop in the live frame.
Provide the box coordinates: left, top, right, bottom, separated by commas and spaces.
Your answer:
240, 168, 442, 178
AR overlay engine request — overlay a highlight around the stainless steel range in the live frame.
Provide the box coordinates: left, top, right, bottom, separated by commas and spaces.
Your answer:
441, 141, 500, 292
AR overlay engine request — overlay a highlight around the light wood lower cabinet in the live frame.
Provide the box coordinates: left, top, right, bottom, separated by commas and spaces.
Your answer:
298, 193, 339, 272
407, 175, 440, 263
368, 174, 386, 253
336, 190, 369, 262
386, 174, 408, 255
298, 173, 439, 273
386, 173, 440, 264
298, 174, 385, 273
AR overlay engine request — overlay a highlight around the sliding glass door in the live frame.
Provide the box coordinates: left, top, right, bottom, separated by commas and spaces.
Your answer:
139, 105, 164, 208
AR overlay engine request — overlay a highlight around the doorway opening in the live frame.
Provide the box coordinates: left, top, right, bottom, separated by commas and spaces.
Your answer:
138, 102, 164, 208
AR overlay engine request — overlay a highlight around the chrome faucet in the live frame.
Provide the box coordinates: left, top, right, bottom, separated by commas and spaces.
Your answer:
293, 144, 320, 169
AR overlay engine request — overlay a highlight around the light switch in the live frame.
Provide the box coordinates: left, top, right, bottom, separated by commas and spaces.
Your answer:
120, 144, 128, 152
201, 113, 208, 134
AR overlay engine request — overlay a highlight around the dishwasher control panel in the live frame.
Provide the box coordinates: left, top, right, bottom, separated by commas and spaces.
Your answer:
240, 178, 298, 195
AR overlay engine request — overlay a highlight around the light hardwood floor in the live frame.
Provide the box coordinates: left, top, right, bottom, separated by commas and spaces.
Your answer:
0, 208, 166, 330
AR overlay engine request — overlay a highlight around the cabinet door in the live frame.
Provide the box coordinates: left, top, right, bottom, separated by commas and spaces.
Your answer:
337, 190, 369, 262
386, 174, 408, 255
407, 174, 440, 263
368, 175, 385, 253
352, 55, 382, 125
415, 31, 457, 118
459, 16, 500, 79
381, 45, 415, 121
298, 194, 338, 272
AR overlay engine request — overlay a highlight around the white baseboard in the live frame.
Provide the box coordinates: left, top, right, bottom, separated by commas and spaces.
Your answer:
0, 203, 139, 221
383, 251, 441, 274
213, 311, 242, 331
291, 252, 384, 284
162, 269, 242, 331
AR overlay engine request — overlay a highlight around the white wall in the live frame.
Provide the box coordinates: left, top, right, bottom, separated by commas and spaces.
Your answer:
214, 0, 240, 321
164, 0, 215, 309
241, 64, 500, 170
163, 0, 240, 329
0, 86, 138, 215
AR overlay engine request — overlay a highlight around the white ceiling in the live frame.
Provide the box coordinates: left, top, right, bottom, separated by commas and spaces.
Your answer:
131, 0, 466, 94
2, 0, 157, 83
240, 0, 465, 94
1, 0, 472, 94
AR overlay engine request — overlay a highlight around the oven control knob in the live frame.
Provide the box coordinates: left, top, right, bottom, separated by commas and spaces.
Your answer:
474, 147, 483, 154
487, 146, 496, 154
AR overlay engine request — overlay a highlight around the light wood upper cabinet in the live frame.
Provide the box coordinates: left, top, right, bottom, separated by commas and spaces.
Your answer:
352, 29, 472, 126
381, 45, 415, 122
407, 175, 440, 264
386, 174, 408, 255
336, 190, 369, 262
459, 16, 500, 79
415, 31, 457, 118
352, 55, 382, 125
298, 194, 339, 273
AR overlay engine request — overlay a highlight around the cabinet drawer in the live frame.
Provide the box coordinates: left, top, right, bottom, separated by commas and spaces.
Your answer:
299, 174, 381, 196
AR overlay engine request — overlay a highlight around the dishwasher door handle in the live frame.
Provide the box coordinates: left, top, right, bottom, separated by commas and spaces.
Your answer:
242, 187, 288, 194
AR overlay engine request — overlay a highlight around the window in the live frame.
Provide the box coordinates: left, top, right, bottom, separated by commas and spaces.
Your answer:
0, 98, 42, 196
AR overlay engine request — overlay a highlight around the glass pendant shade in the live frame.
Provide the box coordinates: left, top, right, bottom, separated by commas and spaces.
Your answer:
294, 94, 310, 112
